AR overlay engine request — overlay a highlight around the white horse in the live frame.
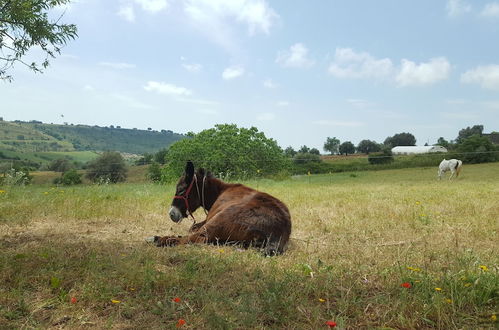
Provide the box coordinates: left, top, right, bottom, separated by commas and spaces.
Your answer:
438, 159, 463, 180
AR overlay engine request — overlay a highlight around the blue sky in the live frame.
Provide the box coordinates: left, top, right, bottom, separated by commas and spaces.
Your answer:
1, 0, 499, 151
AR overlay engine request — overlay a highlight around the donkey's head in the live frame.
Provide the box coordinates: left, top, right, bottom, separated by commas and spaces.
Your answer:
169, 161, 202, 222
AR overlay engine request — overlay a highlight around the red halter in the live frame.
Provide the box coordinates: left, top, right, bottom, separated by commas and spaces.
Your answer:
173, 174, 198, 219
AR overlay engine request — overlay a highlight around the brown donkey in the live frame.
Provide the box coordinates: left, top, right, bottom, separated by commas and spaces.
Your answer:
149, 161, 292, 255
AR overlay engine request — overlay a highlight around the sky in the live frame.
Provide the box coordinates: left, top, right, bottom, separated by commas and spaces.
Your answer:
1, 0, 499, 151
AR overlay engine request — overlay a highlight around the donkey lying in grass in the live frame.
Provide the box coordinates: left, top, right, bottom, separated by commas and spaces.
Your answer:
148, 161, 292, 255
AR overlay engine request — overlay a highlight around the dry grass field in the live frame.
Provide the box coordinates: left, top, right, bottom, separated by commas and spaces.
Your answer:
1, 163, 498, 329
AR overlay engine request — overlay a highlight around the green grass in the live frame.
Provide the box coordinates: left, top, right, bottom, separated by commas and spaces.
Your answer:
0, 164, 498, 328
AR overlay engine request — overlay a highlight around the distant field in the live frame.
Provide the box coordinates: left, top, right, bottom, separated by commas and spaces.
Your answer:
0, 164, 498, 328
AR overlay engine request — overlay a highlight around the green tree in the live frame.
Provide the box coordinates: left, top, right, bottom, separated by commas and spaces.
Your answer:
53, 168, 81, 185
85, 151, 127, 183
47, 158, 73, 172
154, 148, 168, 164
384, 132, 416, 147
339, 141, 355, 155
436, 137, 449, 149
147, 161, 162, 182
357, 139, 381, 154
0, 0, 78, 81
456, 135, 497, 163
323, 137, 340, 155
298, 145, 310, 153
283, 146, 297, 158
456, 125, 483, 143
309, 148, 320, 155
162, 124, 288, 181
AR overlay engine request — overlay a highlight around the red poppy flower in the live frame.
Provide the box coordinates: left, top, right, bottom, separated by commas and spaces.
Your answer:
401, 282, 412, 288
325, 320, 337, 327
173, 297, 181, 303
70, 297, 77, 304
176, 319, 186, 327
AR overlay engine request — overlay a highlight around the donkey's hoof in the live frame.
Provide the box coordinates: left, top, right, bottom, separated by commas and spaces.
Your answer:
156, 236, 180, 247
145, 236, 160, 244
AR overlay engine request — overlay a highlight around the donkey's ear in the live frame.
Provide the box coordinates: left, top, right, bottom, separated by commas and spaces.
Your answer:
185, 161, 194, 183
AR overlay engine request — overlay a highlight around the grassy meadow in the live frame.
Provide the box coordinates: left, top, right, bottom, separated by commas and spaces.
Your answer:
0, 163, 498, 329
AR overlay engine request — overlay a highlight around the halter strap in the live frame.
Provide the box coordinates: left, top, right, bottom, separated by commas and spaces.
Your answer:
172, 174, 208, 220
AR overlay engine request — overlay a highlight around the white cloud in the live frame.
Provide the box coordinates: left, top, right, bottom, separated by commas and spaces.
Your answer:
117, 5, 136, 22
83, 85, 94, 92
446, 0, 472, 17
263, 78, 278, 88
276, 43, 314, 68
182, 63, 203, 73
112, 93, 156, 109
328, 48, 393, 80
144, 81, 193, 96
99, 62, 136, 69
346, 99, 373, 109
276, 101, 289, 107
481, 2, 499, 17
395, 57, 451, 87
312, 120, 364, 127
461, 65, 499, 90
184, 0, 278, 35
222, 65, 245, 80
257, 112, 275, 121
134, 0, 169, 13
328, 48, 450, 86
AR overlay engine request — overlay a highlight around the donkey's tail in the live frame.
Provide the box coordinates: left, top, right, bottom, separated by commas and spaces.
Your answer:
455, 160, 463, 177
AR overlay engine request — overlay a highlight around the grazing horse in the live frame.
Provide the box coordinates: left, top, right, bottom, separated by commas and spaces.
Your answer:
148, 161, 292, 255
438, 159, 463, 180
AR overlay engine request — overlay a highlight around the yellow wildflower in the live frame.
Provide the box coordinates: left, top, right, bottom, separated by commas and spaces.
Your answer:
218, 249, 225, 253
318, 298, 326, 303
44, 192, 49, 195
491, 314, 497, 321
415, 201, 421, 205
464, 283, 472, 287
445, 299, 452, 304
0, 190, 5, 194
111, 299, 121, 304
435, 287, 442, 291
479, 265, 488, 272
407, 266, 421, 272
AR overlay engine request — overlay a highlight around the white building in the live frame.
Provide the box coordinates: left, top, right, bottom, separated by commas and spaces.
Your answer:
391, 145, 448, 155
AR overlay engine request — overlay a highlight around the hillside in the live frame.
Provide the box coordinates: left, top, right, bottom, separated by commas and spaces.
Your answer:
0, 120, 185, 155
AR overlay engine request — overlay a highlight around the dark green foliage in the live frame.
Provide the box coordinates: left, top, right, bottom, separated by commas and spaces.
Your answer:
384, 133, 416, 147
455, 135, 498, 163
456, 125, 483, 143
323, 137, 340, 155
298, 145, 310, 153
47, 158, 73, 172
147, 162, 162, 182
368, 148, 394, 165
339, 141, 355, 155
283, 146, 297, 158
53, 169, 82, 185
292, 152, 325, 174
161, 124, 289, 181
135, 153, 153, 165
357, 139, 381, 154
85, 152, 127, 183
0, 0, 78, 81
309, 148, 320, 155
153, 148, 168, 164
436, 137, 450, 149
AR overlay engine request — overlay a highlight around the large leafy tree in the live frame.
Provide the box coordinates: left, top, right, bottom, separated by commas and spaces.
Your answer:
85, 152, 127, 183
163, 124, 289, 181
162, 124, 289, 181
0, 0, 78, 81
456, 125, 483, 143
323, 136, 340, 155
357, 139, 381, 154
339, 141, 355, 155
384, 132, 416, 147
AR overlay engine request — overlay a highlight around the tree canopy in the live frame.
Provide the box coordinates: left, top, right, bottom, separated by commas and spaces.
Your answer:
323, 137, 340, 155
384, 132, 416, 147
85, 151, 127, 183
0, 0, 78, 81
162, 124, 288, 181
339, 141, 355, 155
456, 125, 483, 143
357, 139, 381, 154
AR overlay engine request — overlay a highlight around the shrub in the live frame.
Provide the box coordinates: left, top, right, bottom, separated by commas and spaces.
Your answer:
368, 149, 394, 165
1, 168, 32, 185
455, 135, 498, 163
53, 169, 82, 185
47, 158, 74, 172
85, 152, 127, 183
147, 162, 162, 182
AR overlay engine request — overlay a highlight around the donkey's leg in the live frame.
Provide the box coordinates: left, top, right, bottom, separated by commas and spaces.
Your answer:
154, 230, 210, 247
